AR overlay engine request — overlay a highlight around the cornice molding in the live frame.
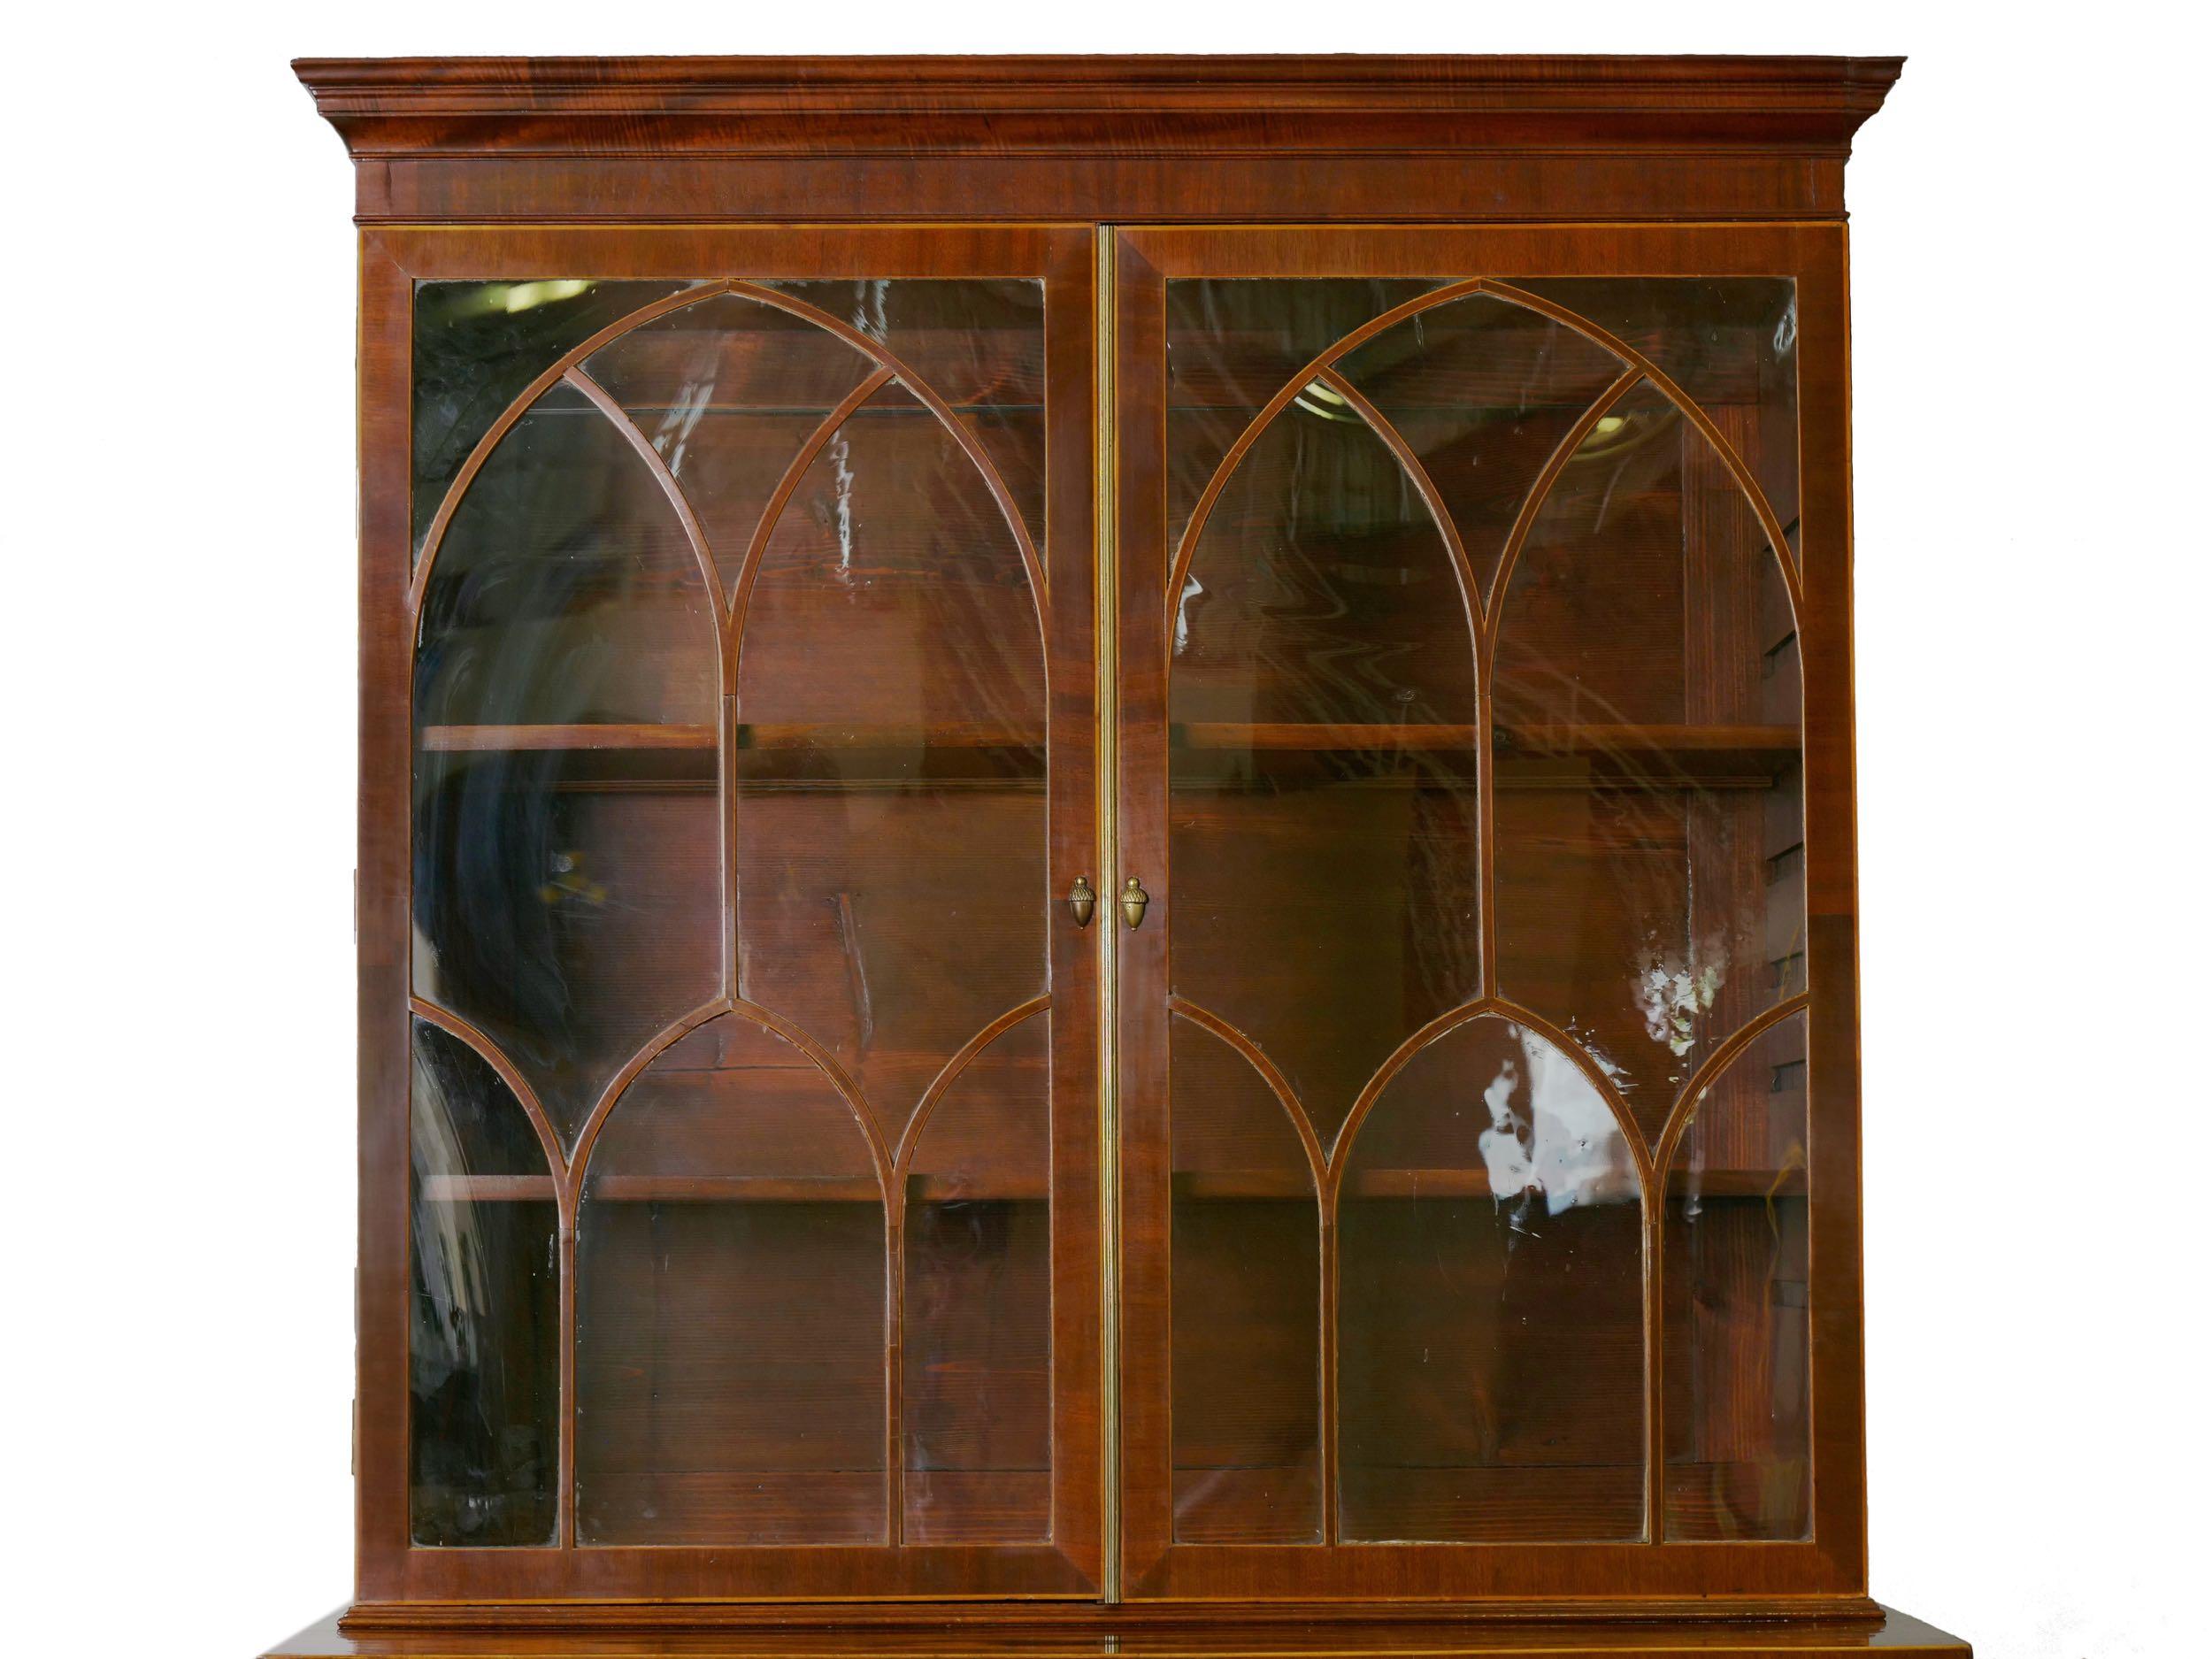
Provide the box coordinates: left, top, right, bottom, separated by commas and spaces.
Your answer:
294, 54, 1905, 160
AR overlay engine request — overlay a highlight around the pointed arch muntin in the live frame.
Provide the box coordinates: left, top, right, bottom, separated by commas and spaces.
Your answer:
1164, 277, 1804, 645
1306, 366, 1483, 636
1481, 364, 1809, 1141
560, 365, 724, 607
404, 995, 571, 1547
1646, 993, 1815, 1545
1164, 993, 1662, 1545
410, 280, 739, 618
569, 996, 894, 1207
1324, 996, 1655, 1545
407, 995, 566, 1216
409, 342, 731, 1154
723, 363, 899, 691
564, 994, 901, 1546
1164, 995, 1332, 1544
894, 995, 1054, 1193
889, 996, 1053, 1546
1165, 996, 1326, 1193
1484, 279, 1804, 613
723, 280, 1049, 615
1654, 993, 1814, 1182
409, 279, 1049, 638
1327, 996, 1653, 1201
1479, 365, 1649, 650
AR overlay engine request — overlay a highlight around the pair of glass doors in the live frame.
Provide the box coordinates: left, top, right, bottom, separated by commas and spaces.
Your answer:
378, 223, 1855, 1605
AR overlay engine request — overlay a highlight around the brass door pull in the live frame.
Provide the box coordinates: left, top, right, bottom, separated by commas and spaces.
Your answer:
1068, 875, 1096, 927
1120, 876, 1149, 929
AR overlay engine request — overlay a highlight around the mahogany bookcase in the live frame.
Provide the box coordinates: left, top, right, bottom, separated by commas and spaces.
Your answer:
273, 55, 1967, 1659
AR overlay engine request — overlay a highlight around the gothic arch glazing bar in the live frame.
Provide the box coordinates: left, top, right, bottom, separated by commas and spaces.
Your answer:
1164, 277, 1803, 641
561, 365, 726, 610
410, 281, 737, 617
726, 280, 1050, 616
724, 363, 898, 683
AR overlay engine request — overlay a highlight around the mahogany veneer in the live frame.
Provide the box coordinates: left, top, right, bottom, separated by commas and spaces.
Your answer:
281, 51, 1962, 1659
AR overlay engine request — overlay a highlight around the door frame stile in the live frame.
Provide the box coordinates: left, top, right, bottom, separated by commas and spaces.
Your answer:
1094, 223, 1124, 1605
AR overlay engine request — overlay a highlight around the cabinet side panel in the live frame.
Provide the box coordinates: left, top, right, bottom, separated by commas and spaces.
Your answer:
357, 234, 418, 1598
1794, 227, 1868, 1590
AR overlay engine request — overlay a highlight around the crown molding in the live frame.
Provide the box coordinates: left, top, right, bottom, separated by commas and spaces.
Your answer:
294, 54, 1904, 159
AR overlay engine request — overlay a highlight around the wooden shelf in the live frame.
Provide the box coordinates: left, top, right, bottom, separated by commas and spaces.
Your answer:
418, 721, 1796, 779
416, 721, 1047, 792
1171, 721, 1797, 757
423, 1174, 1050, 1204
419, 723, 713, 753
426, 1170, 1805, 1206
1169, 721, 1798, 791
1172, 1168, 1807, 1201
418, 722, 1043, 754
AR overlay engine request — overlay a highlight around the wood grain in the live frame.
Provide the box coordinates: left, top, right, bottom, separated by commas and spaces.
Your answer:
304, 54, 1931, 1647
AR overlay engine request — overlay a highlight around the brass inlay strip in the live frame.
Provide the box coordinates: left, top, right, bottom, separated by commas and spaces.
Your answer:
1094, 224, 1123, 1602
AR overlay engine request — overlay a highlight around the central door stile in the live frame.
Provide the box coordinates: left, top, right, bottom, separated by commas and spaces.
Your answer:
1094, 224, 1125, 1605
1106, 230, 1174, 1596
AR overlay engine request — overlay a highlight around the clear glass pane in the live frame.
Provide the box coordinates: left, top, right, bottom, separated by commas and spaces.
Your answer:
580, 293, 883, 595
1168, 395, 1482, 1151
575, 1012, 887, 1544
1491, 382, 1805, 1137
412, 279, 698, 557
732, 368, 1048, 1155
412, 273, 1058, 1564
1334, 293, 1626, 599
1515, 278, 1801, 543
902, 1014, 1052, 1543
413, 380, 722, 1149
1166, 278, 1440, 551
760, 279, 1048, 552
1170, 1015, 1322, 1543
1663, 1012, 1811, 1540
409, 1019, 558, 1546
1338, 1017, 1644, 1541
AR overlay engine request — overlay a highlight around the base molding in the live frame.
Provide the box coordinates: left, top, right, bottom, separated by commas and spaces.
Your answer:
267, 1603, 1970, 1656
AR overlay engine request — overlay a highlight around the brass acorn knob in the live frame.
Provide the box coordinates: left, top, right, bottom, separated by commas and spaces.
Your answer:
1068, 875, 1096, 928
1120, 876, 1150, 930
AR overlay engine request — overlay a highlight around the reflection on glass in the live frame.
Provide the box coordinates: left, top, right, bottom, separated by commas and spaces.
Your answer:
1166, 279, 1439, 549
1491, 382, 1804, 1139
1168, 383, 1481, 1149
760, 279, 1048, 554
1338, 1017, 1643, 1541
413, 380, 721, 1149
1163, 273, 1806, 1549
409, 1019, 558, 1546
1170, 1015, 1321, 1543
733, 369, 1048, 1156
1516, 278, 1801, 536
575, 1013, 887, 1545
412, 274, 1057, 1555
1663, 1012, 1811, 1540
581, 294, 882, 594
1335, 293, 1625, 598
902, 1014, 1052, 1543
412, 280, 697, 556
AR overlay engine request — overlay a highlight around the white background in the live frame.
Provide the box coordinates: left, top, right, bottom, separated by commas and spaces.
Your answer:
4, 5, 2205, 1655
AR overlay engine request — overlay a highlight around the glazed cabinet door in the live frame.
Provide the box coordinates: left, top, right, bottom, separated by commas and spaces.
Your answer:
358, 227, 1101, 1603
1110, 227, 1865, 1604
